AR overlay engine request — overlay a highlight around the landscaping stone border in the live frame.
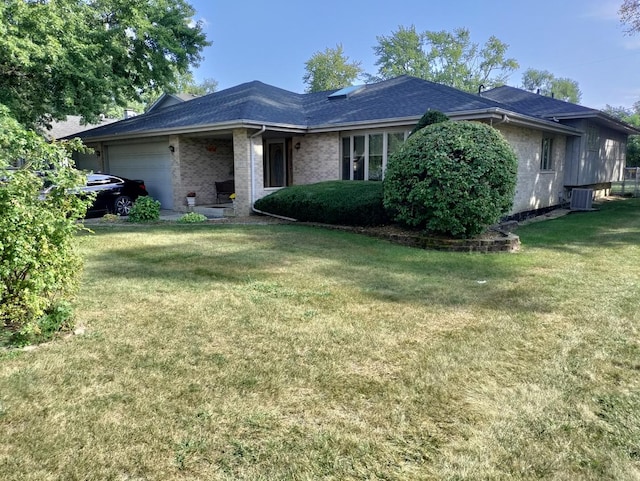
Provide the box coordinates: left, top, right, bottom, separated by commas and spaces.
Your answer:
306, 223, 521, 253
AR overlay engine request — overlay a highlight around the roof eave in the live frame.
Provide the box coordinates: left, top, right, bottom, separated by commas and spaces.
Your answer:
307, 116, 422, 133
76, 120, 308, 142
549, 112, 640, 135
452, 109, 582, 135
308, 108, 582, 136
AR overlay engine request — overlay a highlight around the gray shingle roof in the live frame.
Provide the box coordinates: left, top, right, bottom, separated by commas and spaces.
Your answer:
482, 85, 640, 134
76, 76, 511, 140
481, 85, 598, 118
75, 76, 635, 140
46, 115, 117, 140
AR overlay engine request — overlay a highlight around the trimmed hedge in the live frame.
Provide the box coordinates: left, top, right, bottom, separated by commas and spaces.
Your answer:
383, 121, 518, 238
254, 181, 389, 226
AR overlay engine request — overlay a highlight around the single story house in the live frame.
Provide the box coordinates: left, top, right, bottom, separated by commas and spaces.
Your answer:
71, 75, 639, 217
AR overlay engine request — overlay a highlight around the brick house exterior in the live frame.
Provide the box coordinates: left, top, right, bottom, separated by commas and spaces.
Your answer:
72, 76, 638, 218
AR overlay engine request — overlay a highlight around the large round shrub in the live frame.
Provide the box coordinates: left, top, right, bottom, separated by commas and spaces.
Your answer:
254, 181, 388, 226
383, 121, 518, 238
409, 109, 449, 136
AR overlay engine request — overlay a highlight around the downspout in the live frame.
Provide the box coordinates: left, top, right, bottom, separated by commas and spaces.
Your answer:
249, 125, 266, 213
492, 114, 510, 127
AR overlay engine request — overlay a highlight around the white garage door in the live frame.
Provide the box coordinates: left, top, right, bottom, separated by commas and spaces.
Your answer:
106, 142, 173, 209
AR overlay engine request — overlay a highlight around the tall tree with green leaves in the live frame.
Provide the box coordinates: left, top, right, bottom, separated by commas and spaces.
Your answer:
0, 0, 210, 128
303, 44, 363, 93
620, 0, 640, 34
371, 26, 518, 91
173, 72, 218, 96
521, 69, 582, 103
604, 102, 640, 167
105, 71, 218, 118
371, 25, 430, 80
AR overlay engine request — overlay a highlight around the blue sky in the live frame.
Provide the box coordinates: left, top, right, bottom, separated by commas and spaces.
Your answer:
188, 0, 639, 109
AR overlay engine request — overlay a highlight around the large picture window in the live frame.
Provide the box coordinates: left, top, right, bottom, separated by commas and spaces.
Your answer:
341, 130, 409, 181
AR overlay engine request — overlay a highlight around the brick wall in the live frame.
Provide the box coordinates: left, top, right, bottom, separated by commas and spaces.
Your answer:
291, 133, 340, 184
496, 124, 566, 214
170, 136, 234, 210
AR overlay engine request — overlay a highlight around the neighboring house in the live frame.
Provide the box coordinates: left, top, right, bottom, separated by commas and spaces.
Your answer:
45, 115, 118, 141
70, 76, 639, 217
44, 115, 117, 172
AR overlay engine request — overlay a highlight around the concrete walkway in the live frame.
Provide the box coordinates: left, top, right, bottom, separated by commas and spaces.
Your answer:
159, 210, 186, 221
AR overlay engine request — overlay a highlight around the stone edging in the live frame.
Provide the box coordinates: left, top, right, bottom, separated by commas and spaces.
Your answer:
304, 223, 520, 253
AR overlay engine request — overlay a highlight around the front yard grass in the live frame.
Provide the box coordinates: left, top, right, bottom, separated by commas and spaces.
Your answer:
1, 198, 640, 479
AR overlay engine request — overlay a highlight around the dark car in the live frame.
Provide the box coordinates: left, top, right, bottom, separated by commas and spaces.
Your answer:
83, 173, 149, 216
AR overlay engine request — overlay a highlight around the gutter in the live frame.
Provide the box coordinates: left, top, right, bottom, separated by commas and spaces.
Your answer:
70, 120, 306, 143
448, 108, 582, 136
491, 114, 510, 126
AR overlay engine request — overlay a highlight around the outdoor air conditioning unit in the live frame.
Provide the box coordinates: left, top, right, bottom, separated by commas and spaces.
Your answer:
570, 188, 593, 211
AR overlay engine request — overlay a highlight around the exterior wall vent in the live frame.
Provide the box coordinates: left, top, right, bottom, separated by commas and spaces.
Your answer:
570, 188, 593, 211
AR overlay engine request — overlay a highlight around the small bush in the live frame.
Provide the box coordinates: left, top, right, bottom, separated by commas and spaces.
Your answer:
2, 300, 75, 348
177, 212, 208, 223
254, 181, 389, 226
101, 213, 121, 223
128, 196, 161, 222
384, 121, 518, 238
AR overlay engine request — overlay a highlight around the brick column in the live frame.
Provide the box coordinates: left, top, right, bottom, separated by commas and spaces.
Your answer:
233, 129, 252, 216
169, 135, 187, 211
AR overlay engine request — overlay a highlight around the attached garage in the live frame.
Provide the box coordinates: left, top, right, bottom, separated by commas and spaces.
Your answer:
105, 141, 174, 209
74, 151, 101, 173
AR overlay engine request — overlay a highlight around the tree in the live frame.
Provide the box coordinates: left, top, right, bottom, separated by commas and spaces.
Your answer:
303, 44, 363, 93
0, 0, 209, 127
603, 102, 640, 167
173, 71, 218, 96
105, 71, 218, 118
371, 25, 430, 80
372, 26, 518, 91
620, 0, 640, 34
521, 69, 582, 103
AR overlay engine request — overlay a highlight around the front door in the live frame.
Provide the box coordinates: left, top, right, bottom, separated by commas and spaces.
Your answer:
265, 140, 286, 187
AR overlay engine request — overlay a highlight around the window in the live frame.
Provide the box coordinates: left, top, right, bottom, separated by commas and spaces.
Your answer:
388, 132, 405, 157
353, 136, 365, 180
368, 134, 383, 181
541, 137, 553, 170
264, 140, 286, 187
341, 130, 408, 181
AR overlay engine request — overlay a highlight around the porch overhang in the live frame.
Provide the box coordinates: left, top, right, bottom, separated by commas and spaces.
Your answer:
74, 120, 308, 144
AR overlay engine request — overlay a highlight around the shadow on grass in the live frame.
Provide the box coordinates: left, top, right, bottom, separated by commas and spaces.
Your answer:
81, 224, 553, 317
79, 198, 640, 319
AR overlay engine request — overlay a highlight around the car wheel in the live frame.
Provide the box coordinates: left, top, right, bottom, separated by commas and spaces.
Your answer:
114, 195, 133, 216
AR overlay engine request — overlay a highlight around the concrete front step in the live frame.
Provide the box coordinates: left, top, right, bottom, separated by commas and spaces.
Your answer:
193, 205, 235, 218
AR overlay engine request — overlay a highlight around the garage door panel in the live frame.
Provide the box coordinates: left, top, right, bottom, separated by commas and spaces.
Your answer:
107, 142, 173, 209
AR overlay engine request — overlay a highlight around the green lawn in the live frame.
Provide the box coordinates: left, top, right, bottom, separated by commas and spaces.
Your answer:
1, 199, 640, 480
